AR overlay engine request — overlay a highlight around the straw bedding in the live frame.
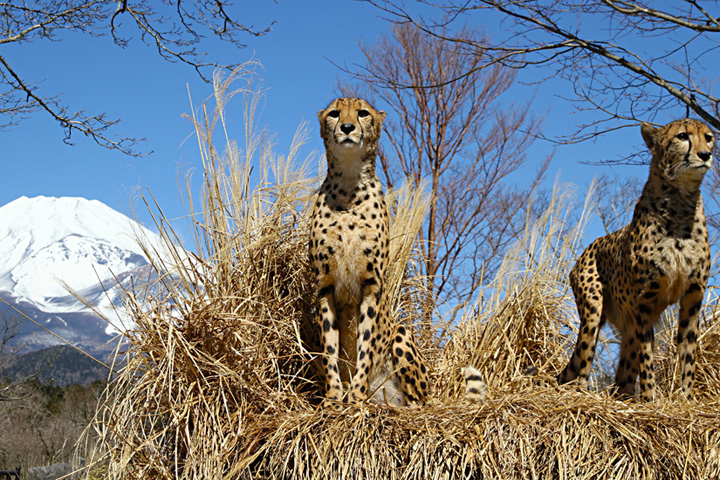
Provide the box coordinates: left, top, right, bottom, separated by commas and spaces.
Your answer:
80, 69, 720, 480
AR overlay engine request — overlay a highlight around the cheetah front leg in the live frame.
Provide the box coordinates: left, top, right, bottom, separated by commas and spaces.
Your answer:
391, 324, 428, 403
347, 277, 385, 403
676, 282, 705, 399
317, 285, 343, 402
614, 322, 640, 397
635, 320, 657, 401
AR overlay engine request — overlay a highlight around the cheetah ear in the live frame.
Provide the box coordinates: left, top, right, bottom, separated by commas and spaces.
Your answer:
318, 110, 327, 138
376, 110, 387, 130
641, 122, 657, 151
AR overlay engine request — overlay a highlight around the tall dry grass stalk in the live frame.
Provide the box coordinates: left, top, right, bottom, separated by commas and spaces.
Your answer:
434, 180, 589, 398
79, 67, 720, 479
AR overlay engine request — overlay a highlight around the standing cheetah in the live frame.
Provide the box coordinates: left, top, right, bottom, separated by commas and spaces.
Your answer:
558, 119, 714, 401
309, 97, 428, 406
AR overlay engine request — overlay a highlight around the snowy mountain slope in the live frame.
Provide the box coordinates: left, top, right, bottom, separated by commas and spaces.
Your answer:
0, 196, 171, 351
0, 196, 163, 313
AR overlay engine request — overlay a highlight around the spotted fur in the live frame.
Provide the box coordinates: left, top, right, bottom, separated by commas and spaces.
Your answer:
558, 119, 714, 401
309, 97, 428, 406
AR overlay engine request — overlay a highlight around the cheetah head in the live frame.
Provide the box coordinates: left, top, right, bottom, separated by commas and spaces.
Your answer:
318, 98, 386, 161
642, 119, 714, 187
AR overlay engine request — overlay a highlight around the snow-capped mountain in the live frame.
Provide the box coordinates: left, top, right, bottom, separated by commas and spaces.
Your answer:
0, 196, 166, 352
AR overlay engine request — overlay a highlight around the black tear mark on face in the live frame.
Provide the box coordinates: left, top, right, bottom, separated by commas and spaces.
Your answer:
684, 135, 692, 166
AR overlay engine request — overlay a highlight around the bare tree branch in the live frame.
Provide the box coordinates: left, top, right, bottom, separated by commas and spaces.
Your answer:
0, 1, 274, 155
366, 0, 720, 138
0, 52, 138, 153
602, 1, 720, 32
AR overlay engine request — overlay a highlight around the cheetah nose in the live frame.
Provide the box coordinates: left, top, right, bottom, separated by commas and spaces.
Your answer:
698, 151, 712, 162
340, 123, 355, 135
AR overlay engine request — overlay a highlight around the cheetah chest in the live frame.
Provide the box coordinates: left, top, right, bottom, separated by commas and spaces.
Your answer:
324, 209, 386, 304
649, 235, 707, 305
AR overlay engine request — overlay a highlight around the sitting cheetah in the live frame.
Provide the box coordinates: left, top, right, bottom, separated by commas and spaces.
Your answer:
558, 119, 714, 401
309, 97, 428, 406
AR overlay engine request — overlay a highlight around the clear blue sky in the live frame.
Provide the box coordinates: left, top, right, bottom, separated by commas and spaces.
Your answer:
1, 1, 643, 246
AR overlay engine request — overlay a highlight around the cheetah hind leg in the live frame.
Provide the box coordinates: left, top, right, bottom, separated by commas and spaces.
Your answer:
558, 264, 605, 387
391, 324, 428, 404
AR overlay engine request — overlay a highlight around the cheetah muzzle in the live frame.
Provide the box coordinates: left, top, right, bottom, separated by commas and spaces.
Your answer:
558, 118, 714, 401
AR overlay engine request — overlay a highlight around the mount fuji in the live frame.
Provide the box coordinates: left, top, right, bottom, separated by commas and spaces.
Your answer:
0, 196, 166, 353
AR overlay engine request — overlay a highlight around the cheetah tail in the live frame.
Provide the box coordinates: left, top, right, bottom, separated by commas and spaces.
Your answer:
464, 366, 488, 404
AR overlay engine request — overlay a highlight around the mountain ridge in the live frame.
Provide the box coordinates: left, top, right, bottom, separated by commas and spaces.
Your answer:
0, 344, 118, 387
0, 195, 165, 354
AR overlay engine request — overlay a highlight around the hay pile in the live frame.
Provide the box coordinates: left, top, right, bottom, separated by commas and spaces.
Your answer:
80, 70, 720, 480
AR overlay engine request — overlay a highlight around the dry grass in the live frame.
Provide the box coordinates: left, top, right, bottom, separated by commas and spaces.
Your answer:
78, 67, 720, 479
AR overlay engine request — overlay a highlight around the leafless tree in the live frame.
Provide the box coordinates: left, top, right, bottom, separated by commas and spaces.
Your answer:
593, 173, 641, 235
0, 313, 23, 401
0, 379, 106, 469
1, 1, 273, 155
368, 1, 719, 163
343, 24, 550, 323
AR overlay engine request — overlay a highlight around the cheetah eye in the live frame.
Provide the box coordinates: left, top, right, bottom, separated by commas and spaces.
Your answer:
676, 132, 689, 141
358, 109, 370, 118
327, 110, 340, 119
706, 133, 714, 143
